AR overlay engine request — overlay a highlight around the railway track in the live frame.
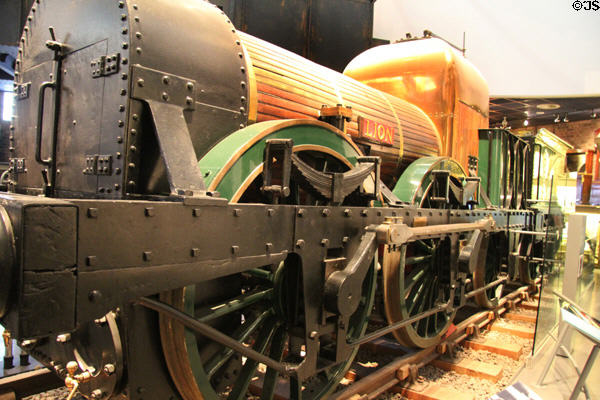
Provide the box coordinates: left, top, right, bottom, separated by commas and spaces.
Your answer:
334, 283, 539, 400
3, 283, 540, 400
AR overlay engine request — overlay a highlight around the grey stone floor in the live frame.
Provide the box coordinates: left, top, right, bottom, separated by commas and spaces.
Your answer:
514, 269, 600, 400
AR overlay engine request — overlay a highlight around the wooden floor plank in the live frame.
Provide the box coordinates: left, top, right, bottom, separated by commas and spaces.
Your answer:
462, 338, 523, 360
519, 301, 539, 311
503, 312, 537, 323
432, 357, 503, 382
489, 323, 535, 339
391, 383, 475, 400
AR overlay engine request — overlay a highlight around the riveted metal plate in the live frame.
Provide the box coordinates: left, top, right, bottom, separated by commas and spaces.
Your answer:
131, 65, 197, 110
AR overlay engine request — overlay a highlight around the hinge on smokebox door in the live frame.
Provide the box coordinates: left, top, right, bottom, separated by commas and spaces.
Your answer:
83, 155, 113, 176
15, 82, 31, 100
90, 53, 120, 78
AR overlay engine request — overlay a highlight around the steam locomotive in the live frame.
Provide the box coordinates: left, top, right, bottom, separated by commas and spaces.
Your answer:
0, 1, 560, 399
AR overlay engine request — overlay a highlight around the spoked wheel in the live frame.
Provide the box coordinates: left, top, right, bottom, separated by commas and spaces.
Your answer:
473, 232, 506, 308
160, 258, 376, 400
383, 237, 456, 348
383, 157, 465, 348
159, 120, 377, 399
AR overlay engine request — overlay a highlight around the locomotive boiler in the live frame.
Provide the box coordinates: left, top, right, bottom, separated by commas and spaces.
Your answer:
0, 1, 557, 399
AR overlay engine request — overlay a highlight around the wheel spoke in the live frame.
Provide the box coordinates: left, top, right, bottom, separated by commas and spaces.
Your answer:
414, 277, 434, 333
261, 325, 287, 400
404, 267, 426, 293
422, 278, 437, 335
416, 240, 433, 253
404, 255, 432, 266
227, 318, 278, 400
204, 310, 272, 378
196, 288, 274, 323
407, 278, 429, 315
245, 268, 273, 281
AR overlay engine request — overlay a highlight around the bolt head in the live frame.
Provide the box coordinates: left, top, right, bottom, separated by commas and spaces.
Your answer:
66, 361, 78, 375
103, 363, 115, 375
56, 333, 71, 343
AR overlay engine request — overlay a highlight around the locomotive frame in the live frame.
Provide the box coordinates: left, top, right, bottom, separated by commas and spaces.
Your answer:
0, 1, 560, 399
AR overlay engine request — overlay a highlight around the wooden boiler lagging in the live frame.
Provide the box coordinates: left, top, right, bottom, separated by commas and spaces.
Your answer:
239, 32, 442, 187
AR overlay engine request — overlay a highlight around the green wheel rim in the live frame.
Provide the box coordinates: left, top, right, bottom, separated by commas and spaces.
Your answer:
160, 120, 376, 399
199, 119, 363, 201
392, 156, 466, 206
473, 232, 505, 308
382, 157, 464, 348
383, 238, 456, 348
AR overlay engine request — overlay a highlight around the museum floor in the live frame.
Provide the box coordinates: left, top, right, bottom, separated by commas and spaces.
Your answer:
515, 268, 600, 399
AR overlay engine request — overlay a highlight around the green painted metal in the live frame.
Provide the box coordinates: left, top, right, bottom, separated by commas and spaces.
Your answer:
478, 131, 491, 203
392, 156, 466, 205
199, 120, 362, 200
182, 119, 375, 398
478, 129, 505, 207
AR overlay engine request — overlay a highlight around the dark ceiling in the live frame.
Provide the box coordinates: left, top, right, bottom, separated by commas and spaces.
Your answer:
489, 96, 600, 128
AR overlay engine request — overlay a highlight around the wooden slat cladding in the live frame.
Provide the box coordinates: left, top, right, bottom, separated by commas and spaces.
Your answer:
240, 32, 441, 186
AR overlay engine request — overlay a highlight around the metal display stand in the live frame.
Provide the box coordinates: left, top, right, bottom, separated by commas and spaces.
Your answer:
537, 291, 599, 400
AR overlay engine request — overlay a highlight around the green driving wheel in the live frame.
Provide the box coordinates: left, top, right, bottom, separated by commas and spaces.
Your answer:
382, 157, 464, 348
159, 120, 377, 399
473, 232, 505, 308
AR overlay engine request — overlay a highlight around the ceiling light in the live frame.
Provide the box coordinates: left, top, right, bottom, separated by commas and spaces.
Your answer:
523, 119, 529, 126
554, 114, 560, 123
591, 110, 597, 119
537, 103, 561, 110
563, 113, 569, 123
